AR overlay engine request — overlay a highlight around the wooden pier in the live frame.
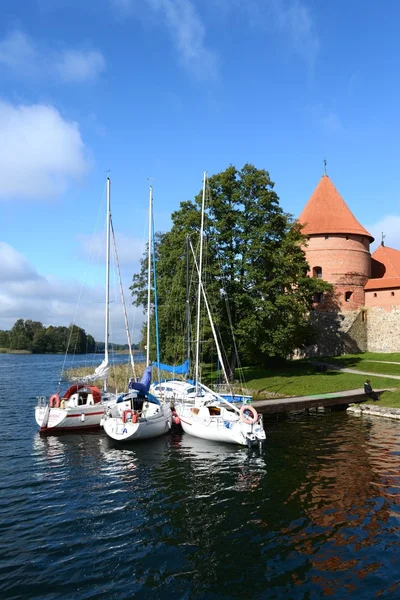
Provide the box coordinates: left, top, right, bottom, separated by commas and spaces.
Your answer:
253, 388, 388, 415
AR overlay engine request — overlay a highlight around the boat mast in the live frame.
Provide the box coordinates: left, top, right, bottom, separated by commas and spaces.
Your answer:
146, 186, 153, 367
151, 203, 161, 385
104, 176, 111, 392
186, 234, 190, 367
195, 172, 206, 394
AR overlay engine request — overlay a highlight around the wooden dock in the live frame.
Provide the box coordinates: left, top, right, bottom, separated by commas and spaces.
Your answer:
253, 388, 388, 414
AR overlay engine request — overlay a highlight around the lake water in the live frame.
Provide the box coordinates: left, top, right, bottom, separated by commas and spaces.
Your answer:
1, 354, 400, 599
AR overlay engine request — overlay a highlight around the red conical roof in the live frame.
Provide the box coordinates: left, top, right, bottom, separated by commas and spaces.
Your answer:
298, 175, 374, 241
371, 244, 400, 278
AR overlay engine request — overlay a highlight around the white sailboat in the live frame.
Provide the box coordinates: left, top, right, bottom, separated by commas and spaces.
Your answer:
101, 185, 172, 442
35, 177, 117, 432
172, 172, 266, 447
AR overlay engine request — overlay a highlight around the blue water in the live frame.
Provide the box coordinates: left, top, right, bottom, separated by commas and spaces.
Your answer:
1, 354, 400, 599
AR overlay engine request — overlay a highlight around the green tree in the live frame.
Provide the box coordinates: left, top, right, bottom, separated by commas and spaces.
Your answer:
131, 164, 330, 372
68, 324, 88, 354
0, 330, 10, 348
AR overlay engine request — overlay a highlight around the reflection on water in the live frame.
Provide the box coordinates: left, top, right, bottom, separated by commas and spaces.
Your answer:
3, 354, 400, 598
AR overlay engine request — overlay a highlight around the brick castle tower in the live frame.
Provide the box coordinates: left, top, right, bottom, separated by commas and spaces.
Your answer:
298, 174, 374, 311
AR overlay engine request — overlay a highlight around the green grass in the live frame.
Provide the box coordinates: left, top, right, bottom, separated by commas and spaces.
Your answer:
65, 353, 400, 410
231, 356, 400, 409
0, 348, 32, 354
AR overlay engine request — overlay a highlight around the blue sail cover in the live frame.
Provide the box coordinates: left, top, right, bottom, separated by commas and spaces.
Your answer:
128, 366, 152, 393
153, 359, 190, 376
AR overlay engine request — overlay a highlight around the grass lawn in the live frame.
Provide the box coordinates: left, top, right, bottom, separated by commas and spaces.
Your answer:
66, 353, 400, 410
235, 357, 400, 409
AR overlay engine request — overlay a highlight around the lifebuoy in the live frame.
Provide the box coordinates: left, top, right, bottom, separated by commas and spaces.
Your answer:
123, 410, 138, 424
49, 394, 61, 408
240, 404, 258, 425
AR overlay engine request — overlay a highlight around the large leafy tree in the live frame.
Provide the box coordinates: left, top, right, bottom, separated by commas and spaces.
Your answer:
131, 164, 329, 371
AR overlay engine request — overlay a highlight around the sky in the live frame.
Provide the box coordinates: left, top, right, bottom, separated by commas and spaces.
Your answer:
1, 0, 400, 344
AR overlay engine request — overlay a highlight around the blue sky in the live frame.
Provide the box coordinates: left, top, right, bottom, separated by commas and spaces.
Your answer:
1, 0, 400, 343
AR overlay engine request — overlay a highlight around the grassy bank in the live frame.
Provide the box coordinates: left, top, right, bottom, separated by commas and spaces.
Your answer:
66, 353, 400, 409
237, 356, 400, 408
0, 348, 32, 354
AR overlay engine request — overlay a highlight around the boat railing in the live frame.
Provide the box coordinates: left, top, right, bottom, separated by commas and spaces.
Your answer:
36, 396, 48, 407
212, 384, 252, 396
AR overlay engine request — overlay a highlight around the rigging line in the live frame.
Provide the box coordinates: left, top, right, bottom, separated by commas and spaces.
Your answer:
213, 241, 246, 378
189, 238, 231, 389
59, 180, 108, 384
110, 218, 136, 379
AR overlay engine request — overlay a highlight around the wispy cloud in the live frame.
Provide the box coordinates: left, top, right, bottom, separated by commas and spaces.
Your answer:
0, 30, 105, 83
112, 0, 218, 80
0, 241, 142, 344
216, 0, 319, 66
0, 100, 91, 200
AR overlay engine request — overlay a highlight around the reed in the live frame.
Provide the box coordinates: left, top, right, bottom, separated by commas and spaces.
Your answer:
64, 363, 182, 393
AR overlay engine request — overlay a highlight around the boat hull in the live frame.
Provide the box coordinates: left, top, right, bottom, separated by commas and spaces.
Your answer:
102, 405, 172, 442
35, 405, 105, 432
176, 403, 266, 446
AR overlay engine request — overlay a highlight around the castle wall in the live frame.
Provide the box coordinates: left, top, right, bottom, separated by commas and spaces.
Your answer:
366, 306, 400, 352
304, 234, 371, 311
365, 289, 400, 308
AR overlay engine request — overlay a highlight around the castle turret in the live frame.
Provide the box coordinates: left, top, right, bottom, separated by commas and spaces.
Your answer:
298, 175, 374, 310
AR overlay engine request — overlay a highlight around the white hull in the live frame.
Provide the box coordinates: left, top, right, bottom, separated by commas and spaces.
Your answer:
35, 404, 105, 432
176, 403, 266, 446
102, 401, 172, 442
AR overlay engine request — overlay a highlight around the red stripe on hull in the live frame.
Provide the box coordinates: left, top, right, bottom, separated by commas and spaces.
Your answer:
66, 411, 104, 418
40, 423, 101, 434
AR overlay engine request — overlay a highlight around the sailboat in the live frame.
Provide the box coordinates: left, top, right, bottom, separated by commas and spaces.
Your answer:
35, 177, 118, 432
162, 172, 266, 446
101, 185, 172, 442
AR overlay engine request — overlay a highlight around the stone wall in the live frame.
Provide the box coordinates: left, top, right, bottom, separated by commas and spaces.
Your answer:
300, 309, 366, 357
366, 307, 400, 352
300, 306, 400, 356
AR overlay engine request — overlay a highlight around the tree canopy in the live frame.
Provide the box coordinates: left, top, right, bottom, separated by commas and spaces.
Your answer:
131, 164, 330, 372
0, 319, 132, 354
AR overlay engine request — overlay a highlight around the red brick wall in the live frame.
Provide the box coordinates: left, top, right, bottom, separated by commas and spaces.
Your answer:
303, 234, 371, 311
365, 289, 400, 308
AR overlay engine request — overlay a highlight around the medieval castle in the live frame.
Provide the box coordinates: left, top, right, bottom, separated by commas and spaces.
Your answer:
298, 174, 400, 355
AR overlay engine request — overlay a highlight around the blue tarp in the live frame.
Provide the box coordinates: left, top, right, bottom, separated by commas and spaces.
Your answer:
153, 359, 190, 375
128, 366, 152, 393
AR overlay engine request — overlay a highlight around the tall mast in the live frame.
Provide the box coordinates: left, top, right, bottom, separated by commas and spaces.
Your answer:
186, 234, 190, 367
104, 177, 111, 392
195, 172, 206, 393
152, 204, 161, 385
146, 186, 153, 367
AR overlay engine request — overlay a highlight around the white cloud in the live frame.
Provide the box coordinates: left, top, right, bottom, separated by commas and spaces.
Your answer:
0, 30, 105, 83
0, 100, 91, 200
56, 49, 106, 82
367, 215, 400, 252
215, 0, 319, 65
0, 242, 142, 344
0, 242, 42, 282
113, 0, 218, 79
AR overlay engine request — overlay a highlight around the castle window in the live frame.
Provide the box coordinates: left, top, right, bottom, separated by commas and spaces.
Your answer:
391, 292, 395, 296
346, 235, 349, 240
325, 235, 329, 239
313, 266, 322, 279
313, 292, 324, 303
374, 293, 377, 297
345, 291, 353, 302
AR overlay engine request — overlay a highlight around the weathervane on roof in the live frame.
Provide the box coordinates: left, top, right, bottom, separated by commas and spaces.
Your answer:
323, 158, 327, 176
381, 232, 386, 247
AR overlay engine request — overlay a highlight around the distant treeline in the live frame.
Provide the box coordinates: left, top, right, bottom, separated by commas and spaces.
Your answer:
0, 319, 137, 354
